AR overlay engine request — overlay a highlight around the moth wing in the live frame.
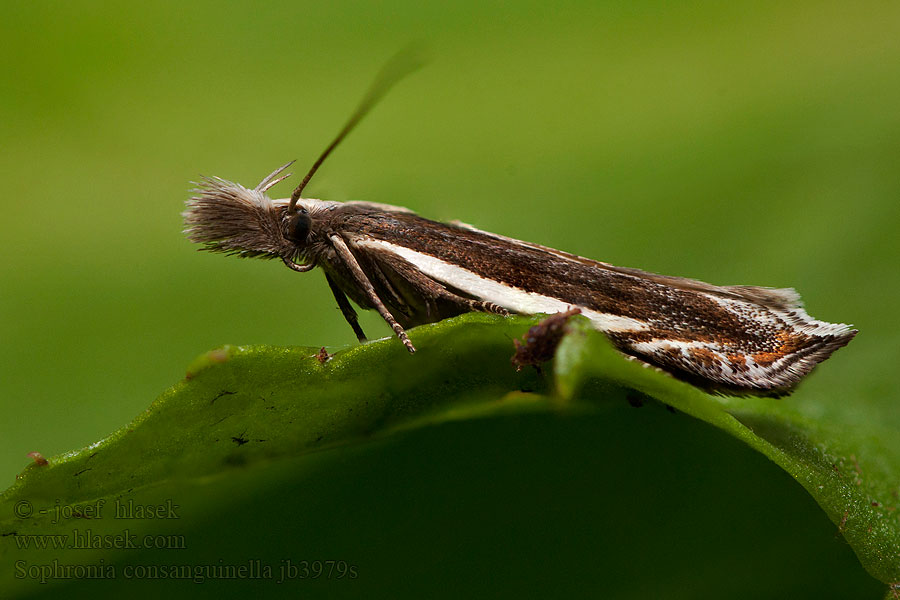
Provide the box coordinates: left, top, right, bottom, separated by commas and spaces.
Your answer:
342, 200, 417, 214
356, 215, 856, 394
717, 285, 803, 311
448, 220, 804, 310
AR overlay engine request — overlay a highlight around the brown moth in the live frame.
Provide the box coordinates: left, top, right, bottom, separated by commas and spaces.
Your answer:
183, 56, 856, 395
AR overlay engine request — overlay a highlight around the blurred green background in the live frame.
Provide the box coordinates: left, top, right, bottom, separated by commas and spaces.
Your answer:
2, 0, 899, 595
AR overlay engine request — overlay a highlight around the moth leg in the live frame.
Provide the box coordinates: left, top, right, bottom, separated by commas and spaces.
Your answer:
376, 252, 510, 317
470, 300, 510, 316
329, 234, 416, 353
364, 259, 411, 317
325, 272, 367, 343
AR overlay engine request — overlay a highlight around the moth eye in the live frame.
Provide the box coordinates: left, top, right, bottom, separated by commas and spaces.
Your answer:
288, 209, 310, 244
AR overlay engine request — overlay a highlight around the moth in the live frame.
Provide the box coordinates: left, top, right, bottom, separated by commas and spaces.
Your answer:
184, 55, 856, 395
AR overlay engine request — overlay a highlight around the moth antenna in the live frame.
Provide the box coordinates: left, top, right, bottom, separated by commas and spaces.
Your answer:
255, 159, 296, 193
288, 44, 428, 213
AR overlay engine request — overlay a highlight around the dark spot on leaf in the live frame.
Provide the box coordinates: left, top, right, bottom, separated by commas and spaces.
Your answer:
838, 510, 849, 533
74, 468, 92, 477
211, 390, 236, 405
231, 434, 249, 446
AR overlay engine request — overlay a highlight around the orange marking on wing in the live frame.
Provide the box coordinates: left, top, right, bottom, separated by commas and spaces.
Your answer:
688, 347, 719, 369
726, 354, 748, 372
751, 332, 811, 368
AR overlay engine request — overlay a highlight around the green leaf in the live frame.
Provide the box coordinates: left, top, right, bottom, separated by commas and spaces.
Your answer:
554, 316, 900, 586
0, 315, 543, 504
1, 313, 894, 597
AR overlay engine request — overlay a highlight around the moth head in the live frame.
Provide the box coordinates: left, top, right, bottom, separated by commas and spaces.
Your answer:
183, 162, 312, 267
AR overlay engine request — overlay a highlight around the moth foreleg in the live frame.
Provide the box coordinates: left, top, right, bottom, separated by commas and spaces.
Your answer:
364, 259, 410, 316
373, 251, 510, 317
329, 234, 416, 353
325, 272, 368, 343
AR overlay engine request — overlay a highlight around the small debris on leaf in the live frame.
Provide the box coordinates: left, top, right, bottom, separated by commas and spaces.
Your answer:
27, 452, 48, 466
511, 308, 581, 372
315, 346, 333, 365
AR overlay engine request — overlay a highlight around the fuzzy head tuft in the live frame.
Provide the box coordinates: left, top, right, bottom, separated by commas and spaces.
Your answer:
183, 177, 292, 259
